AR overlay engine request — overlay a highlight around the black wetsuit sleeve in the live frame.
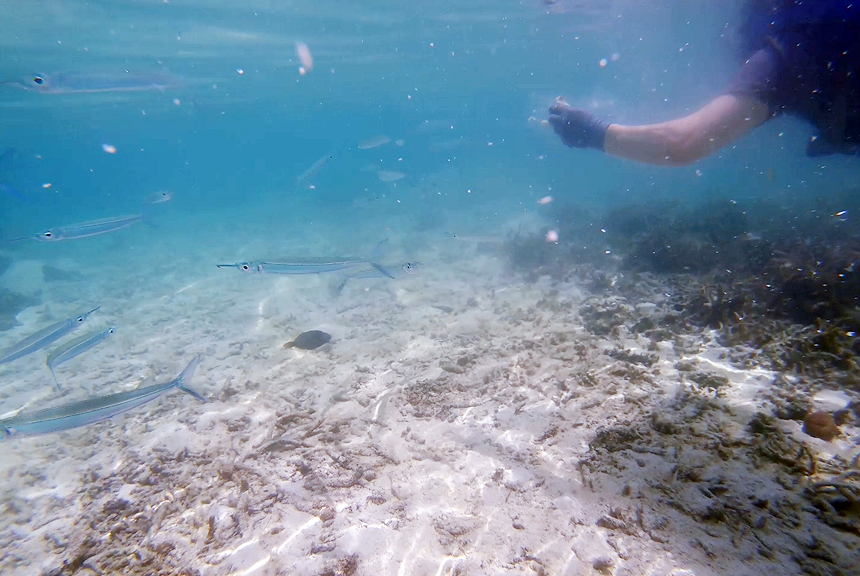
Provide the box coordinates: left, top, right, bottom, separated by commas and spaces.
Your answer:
726, 46, 782, 117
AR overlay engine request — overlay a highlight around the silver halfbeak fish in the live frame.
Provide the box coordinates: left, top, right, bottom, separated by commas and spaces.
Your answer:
9, 214, 145, 242
0, 307, 100, 365
46, 327, 115, 390
216, 258, 392, 276
1, 356, 206, 438
334, 261, 421, 293
344, 261, 422, 279
217, 240, 394, 278
1, 71, 180, 94
295, 153, 332, 190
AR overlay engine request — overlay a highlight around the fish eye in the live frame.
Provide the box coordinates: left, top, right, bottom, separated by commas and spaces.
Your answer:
32, 75, 44, 85
42, 231, 52, 238
241, 263, 250, 271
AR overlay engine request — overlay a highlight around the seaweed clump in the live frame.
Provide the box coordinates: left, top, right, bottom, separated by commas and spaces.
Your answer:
605, 198, 750, 273
505, 191, 860, 378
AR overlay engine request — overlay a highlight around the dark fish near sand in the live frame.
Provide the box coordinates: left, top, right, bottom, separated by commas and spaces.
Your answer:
283, 330, 331, 350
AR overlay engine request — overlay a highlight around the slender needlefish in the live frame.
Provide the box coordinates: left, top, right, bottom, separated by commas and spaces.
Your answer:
46, 327, 115, 390
217, 239, 393, 276
295, 153, 332, 190
217, 258, 377, 275
0, 71, 179, 94
0, 356, 206, 438
343, 261, 422, 279
334, 262, 421, 292
8, 214, 144, 242
0, 307, 100, 365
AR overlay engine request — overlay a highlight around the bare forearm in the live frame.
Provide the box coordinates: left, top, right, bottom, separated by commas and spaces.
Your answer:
602, 95, 770, 166
603, 122, 700, 166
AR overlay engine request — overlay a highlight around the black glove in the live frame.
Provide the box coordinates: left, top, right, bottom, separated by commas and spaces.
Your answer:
548, 98, 609, 151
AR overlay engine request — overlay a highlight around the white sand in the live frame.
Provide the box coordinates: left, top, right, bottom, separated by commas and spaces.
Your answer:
0, 213, 858, 576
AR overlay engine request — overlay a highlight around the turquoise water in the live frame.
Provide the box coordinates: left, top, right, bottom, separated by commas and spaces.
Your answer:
3, 0, 846, 236
1, 1, 859, 575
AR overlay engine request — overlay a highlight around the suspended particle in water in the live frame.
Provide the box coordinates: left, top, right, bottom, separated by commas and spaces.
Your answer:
102, 144, 117, 154
295, 41, 313, 71
299, 67, 307, 76
546, 230, 559, 243
599, 58, 608, 67
538, 196, 553, 205
42, 183, 52, 189
237, 68, 244, 75
173, 98, 181, 106
611, 53, 620, 61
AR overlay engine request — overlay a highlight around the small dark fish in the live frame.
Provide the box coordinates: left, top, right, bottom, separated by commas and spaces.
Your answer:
283, 330, 331, 350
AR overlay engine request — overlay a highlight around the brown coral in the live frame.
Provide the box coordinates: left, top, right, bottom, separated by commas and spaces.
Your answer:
802, 411, 840, 441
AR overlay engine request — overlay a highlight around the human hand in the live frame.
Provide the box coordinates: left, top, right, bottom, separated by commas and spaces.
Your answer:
548, 97, 609, 150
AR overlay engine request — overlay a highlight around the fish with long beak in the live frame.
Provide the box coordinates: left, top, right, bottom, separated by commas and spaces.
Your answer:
0, 307, 100, 365
217, 239, 394, 278
46, 327, 115, 390
1, 71, 180, 94
1, 357, 206, 438
7, 214, 146, 242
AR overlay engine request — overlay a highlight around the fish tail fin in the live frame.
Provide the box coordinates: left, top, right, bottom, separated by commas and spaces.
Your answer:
174, 356, 208, 402
370, 262, 395, 279
49, 368, 61, 392
0, 182, 28, 202
139, 204, 160, 229
332, 272, 349, 295
369, 238, 390, 261
368, 239, 395, 278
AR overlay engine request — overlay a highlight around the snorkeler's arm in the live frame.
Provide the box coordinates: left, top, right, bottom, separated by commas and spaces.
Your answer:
602, 94, 771, 166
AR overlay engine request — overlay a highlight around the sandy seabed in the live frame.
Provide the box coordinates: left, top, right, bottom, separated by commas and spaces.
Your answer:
0, 215, 858, 576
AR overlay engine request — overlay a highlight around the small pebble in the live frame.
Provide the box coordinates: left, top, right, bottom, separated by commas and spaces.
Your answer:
592, 556, 614, 571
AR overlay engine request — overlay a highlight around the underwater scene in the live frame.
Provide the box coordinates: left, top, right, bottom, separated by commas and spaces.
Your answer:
1, 0, 859, 574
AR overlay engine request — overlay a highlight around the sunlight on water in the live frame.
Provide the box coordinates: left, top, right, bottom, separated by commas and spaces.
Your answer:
0, 0, 859, 574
